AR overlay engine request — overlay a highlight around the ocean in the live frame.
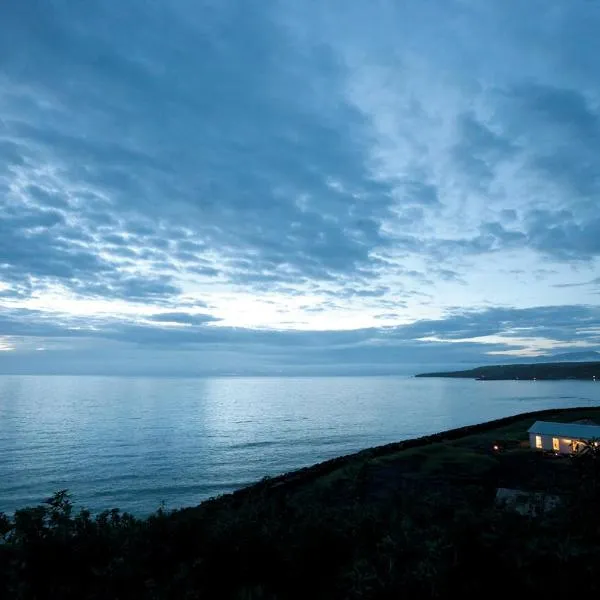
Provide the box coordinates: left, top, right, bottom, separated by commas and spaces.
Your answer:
1, 374, 600, 515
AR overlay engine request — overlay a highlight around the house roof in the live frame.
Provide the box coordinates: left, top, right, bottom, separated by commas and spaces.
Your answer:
528, 420, 600, 439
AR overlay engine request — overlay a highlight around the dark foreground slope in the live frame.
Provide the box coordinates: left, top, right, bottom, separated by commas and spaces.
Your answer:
3, 406, 600, 599
416, 360, 600, 380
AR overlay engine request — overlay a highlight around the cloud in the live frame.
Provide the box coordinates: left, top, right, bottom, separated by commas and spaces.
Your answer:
553, 278, 600, 290
147, 312, 219, 326
525, 210, 600, 261
0, 0, 599, 373
0, 303, 598, 375
452, 111, 516, 188
1, 0, 398, 292
397, 305, 600, 344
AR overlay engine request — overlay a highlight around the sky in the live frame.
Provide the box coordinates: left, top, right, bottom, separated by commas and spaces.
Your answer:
1, 0, 600, 376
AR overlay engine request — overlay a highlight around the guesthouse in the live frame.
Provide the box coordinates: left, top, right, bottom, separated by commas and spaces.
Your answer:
528, 420, 600, 454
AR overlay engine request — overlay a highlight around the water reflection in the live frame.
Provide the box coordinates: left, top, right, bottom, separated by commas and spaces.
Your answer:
1, 375, 599, 514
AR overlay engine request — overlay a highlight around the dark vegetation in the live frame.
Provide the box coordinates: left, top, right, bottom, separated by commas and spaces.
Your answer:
416, 360, 600, 380
3, 407, 600, 598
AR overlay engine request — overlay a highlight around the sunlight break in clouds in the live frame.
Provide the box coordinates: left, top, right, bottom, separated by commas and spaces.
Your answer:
0, 0, 599, 374
0, 338, 15, 352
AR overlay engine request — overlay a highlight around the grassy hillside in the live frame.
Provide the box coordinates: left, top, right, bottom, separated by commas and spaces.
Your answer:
3, 406, 600, 599
415, 360, 600, 380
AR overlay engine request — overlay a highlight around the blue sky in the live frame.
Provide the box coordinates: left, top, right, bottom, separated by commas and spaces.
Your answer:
1, 0, 600, 375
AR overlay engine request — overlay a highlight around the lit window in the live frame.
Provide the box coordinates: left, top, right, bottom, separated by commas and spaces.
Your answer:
535, 435, 542, 449
552, 438, 559, 451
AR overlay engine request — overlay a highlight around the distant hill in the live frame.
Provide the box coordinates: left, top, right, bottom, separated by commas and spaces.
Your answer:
415, 360, 600, 380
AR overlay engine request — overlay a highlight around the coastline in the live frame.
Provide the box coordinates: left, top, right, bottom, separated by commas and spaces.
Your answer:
185, 404, 600, 512
415, 360, 600, 381
6, 404, 600, 597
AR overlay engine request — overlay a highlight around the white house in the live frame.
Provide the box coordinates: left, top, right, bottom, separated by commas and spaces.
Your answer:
528, 420, 600, 454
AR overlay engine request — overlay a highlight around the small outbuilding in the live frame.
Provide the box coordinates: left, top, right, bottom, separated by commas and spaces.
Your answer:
528, 420, 600, 454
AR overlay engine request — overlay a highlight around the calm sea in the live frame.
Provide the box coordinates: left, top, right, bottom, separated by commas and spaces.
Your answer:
1, 375, 600, 515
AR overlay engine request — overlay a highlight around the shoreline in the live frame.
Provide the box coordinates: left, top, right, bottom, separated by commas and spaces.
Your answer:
415, 360, 600, 381
184, 404, 600, 513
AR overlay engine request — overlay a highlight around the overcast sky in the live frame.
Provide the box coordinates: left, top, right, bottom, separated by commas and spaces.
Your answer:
1, 0, 600, 375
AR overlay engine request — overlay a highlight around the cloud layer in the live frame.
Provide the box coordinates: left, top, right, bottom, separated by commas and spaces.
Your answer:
1, 0, 599, 373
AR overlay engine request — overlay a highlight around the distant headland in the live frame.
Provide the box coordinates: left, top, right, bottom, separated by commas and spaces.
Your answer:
415, 361, 600, 380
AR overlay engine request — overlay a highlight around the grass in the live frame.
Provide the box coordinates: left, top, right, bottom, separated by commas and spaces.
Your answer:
270, 406, 600, 498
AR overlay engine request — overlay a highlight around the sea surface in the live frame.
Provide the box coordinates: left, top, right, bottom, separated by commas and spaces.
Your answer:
1, 375, 600, 515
